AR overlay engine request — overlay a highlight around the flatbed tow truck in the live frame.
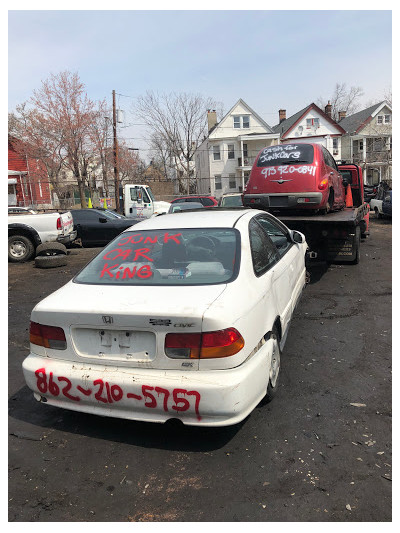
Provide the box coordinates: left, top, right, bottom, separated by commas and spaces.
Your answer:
244, 163, 369, 265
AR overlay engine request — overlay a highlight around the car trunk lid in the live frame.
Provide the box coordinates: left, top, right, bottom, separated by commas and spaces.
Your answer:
30, 281, 226, 370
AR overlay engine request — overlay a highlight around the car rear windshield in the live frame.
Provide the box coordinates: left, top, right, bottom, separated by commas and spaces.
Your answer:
257, 144, 314, 167
74, 228, 240, 286
221, 196, 243, 207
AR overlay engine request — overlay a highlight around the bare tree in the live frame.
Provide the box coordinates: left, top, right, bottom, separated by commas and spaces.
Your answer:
148, 133, 174, 181
134, 91, 221, 193
88, 100, 113, 196
28, 71, 97, 207
317, 83, 364, 121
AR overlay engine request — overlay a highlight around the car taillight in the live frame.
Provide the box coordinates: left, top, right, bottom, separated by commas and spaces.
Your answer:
318, 179, 329, 190
30, 321, 67, 350
56, 217, 62, 230
165, 328, 244, 359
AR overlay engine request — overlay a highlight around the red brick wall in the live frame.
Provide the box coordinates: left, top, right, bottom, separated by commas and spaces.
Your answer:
8, 138, 52, 207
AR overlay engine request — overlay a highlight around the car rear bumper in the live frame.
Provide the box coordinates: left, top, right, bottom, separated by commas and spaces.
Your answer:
57, 230, 77, 244
22, 339, 275, 427
243, 192, 323, 209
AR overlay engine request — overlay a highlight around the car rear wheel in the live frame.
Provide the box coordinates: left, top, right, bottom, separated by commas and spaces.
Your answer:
264, 326, 281, 403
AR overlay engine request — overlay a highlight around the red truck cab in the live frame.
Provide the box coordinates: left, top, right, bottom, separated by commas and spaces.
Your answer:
243, 143, 346, 214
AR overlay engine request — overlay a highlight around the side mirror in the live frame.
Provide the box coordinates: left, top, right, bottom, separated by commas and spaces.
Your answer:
292, 230, 305, 244
99, 217, 107, 223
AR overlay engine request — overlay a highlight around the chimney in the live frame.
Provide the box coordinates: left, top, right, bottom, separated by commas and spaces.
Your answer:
325, 101, 332, 118
279, 109, 286, 123
338, 110, 346, 121
207, 109, 217, 133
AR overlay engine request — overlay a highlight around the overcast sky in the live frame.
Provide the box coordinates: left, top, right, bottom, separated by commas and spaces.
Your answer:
8, 8, 392, 157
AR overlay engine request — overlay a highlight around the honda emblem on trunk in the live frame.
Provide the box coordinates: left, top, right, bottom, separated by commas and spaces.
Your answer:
102, 316, 113, 324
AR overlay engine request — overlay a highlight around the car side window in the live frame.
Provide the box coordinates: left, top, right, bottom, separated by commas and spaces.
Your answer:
202, 198, 214, 206
255, 215, 292, 258
249, 219, 278, 276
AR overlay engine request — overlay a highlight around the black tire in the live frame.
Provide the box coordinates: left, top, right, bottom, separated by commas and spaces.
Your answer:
350, 229, 361, 265
264, 326, 281, 403
8, 235, 35, 263
34, 255, 68, 269
36, 242, 67, 257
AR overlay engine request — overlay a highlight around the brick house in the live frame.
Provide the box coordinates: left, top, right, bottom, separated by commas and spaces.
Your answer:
8, 136, 53, 209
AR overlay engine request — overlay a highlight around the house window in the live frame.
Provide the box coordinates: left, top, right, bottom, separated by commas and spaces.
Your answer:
359, 140, 363, 151
229, 174, 236, 189
332, 138, 339, 155
213, 145, 221, 161
243, 144, 248, 157
306, 118, 319, 129
214, 175, 222, 190
233, 116, 250, 129
384, 114, 391, 124
377, 115, 383, 124
227, 144, 235, 159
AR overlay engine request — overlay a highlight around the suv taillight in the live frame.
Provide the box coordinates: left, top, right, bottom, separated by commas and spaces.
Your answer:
318, 179, 329, 190
165, 328, 244, 359
30, 321, 67, 350
56, 217, 62, 230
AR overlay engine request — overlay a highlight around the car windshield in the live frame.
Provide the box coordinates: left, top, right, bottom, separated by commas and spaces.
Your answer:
74, 228, 240, 286
221, 196, 243, 207
169, 203, 203, 213
102, 210, 126, 219
257, 144, 314, 167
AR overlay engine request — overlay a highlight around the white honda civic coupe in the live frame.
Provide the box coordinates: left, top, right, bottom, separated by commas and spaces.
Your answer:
22, 209, 307, 427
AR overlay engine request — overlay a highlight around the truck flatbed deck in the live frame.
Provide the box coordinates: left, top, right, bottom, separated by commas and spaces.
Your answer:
277, 206, 366, 226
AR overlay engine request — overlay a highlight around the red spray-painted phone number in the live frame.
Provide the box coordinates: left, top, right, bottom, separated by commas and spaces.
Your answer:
34, 368, 201, 420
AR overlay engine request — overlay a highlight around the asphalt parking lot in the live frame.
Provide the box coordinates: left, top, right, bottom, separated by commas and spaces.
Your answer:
8, 216, 392, 522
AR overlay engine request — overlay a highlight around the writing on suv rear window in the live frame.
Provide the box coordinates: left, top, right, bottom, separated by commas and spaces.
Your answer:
257, 144, 314, 167
74, 228, 240, 286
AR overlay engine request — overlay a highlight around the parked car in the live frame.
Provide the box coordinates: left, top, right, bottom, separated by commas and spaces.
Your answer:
8, 206, 38, 215
96, 207, 125, 219
168, 202, 205, 213
363, 185, 377, 203
22, 209, 307, 427
218, 193, 244, 207
370, 183, 390, 218
8, 209, 76, 263
382, 190, 392, 218
71, 208, 141, 247
243, 143, 346, 213
170, 195, 218, 207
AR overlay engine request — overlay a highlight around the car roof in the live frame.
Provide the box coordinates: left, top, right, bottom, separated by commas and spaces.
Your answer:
126, 208, 258, 230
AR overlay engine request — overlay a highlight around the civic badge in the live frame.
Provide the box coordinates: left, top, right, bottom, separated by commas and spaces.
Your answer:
102, 316, 113, 324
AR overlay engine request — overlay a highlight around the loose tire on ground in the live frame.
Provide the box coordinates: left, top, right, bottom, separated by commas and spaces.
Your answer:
34, 255, 68, 269
36, 242, 67, 257
8, 235, 35, 263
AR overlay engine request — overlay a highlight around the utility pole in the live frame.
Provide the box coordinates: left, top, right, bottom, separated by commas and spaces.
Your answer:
112, 90, 120, 213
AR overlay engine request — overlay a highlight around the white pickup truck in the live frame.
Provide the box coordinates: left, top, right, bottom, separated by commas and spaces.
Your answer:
123, 184, 170, 218
8, 208, 77, 263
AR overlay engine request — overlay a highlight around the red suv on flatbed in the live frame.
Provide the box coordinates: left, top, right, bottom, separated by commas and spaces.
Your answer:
170, 196, 218, 207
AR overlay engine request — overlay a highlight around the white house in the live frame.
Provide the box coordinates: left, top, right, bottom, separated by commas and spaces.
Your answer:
338, 101, 392, 186
272, 103, 346, 160
194, 99, 279, 198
